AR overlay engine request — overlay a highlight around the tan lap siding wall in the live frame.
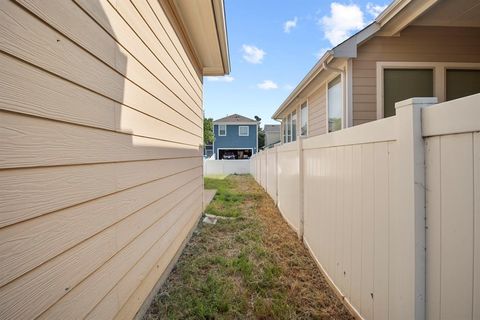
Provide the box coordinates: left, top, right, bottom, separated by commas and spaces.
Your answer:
308, 84, 327, 136
0, 0, 203, 319
352, 26, 480, 126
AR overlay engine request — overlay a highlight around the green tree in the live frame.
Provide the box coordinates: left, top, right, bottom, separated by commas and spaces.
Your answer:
255, 116, 265, 149
203, 118, 214, 145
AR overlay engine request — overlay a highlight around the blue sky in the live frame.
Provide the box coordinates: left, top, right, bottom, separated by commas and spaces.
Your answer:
203, 0, 391, 125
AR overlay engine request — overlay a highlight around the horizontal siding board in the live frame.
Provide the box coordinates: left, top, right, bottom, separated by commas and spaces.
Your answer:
0, 1, 202, 130
73, 0, 202, 117
308, 84, 326, 136
113, 210, 198, 320
0, 168, 202, 287
0, 183, 202, 320
38, 191, 202, 320
109, 0, 202, 103
353, 111, 377, 120
16, 0, 201, 111
88, 200, 201, 320
118, 106, 201, 142
0, 111, 200, 169
0, 50, 202, 136
0, 52, 115, 130
141, 0, 202, 90
0, 157, 199, 228
1, 0, 205, 318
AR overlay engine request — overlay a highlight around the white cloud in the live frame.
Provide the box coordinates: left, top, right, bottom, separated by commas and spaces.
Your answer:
315, 47, 330, 59
206, 75, 235, 82
319, 3, 365, 46
366, 3, 388, 18
283, 17, 298, 33
257, 80, 278, 90
242, 45, 266, 64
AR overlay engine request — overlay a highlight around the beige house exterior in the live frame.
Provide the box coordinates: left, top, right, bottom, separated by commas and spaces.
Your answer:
274, 0, 480, 141
264, 124, 281, 148
0, 0, 228, 319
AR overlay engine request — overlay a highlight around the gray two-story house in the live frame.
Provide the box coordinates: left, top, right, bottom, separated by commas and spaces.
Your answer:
213, 114, 258, 159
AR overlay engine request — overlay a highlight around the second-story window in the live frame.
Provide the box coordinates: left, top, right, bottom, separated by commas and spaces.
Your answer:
239, 126, 249, 136
218, 124, 226, 136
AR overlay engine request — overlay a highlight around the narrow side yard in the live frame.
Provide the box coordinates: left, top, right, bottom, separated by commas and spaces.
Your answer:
144, 175, 353, 319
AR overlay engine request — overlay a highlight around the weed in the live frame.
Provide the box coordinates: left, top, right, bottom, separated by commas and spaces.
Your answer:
144, 175, 353, 320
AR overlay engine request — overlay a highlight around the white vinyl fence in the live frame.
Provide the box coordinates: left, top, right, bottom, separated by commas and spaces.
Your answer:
203, 159, 250, 176
251, 95, 480, 320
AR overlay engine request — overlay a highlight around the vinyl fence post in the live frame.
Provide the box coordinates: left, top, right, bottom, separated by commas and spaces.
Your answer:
390, 97, 437, 320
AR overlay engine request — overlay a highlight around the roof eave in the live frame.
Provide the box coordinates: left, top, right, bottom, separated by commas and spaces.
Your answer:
271, 0, 441, 120
272, 51, 334, 120
168, 0, 230, 76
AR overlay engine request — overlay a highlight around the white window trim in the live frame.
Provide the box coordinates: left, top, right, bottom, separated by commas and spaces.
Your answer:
326, 73, 345, 133
238, 125, 249, 136
218, 124, 227, 136
376, 61, 480, 119
291, 109, 297, 142
300, 100, 309, 136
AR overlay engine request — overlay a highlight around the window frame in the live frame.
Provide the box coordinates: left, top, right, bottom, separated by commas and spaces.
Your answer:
218, 124, 227, 136
238, 125, 249, 136
376, 62, 480, 119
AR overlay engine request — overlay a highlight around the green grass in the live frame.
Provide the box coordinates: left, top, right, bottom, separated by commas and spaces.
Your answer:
144, 175, 353, 320
203, 175, 246, 217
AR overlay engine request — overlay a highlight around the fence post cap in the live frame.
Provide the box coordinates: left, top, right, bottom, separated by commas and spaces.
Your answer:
395, 97, 438, 109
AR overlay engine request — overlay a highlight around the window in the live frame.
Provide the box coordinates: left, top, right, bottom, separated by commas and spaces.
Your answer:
238, 126, 249, 136
446, 69, 480, 101
282, 118, 287, 142
328, 75, 342, 132
291, 110, 297, 142
300, 102, 308, 136
218, 124, 226, 136
383, 69, 433, 117
287, 113, 292, 142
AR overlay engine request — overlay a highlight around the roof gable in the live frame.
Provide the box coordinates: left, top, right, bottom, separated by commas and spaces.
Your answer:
214, 114, 257, 124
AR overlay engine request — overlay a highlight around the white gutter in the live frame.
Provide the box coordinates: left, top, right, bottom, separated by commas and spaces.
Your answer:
272, 50, 334, 119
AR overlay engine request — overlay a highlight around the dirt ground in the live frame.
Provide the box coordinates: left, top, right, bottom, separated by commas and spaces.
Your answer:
144, 175, 354, 319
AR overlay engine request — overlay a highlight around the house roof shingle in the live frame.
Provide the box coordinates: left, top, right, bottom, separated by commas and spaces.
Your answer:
213, 114, 257, 124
